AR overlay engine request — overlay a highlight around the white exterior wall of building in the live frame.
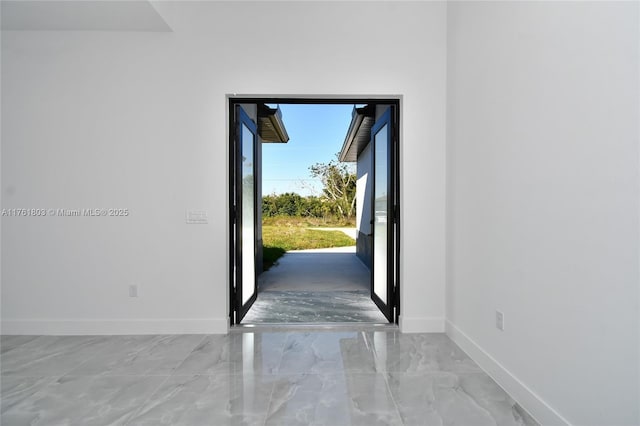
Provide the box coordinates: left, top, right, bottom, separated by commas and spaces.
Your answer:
355, 142, 372, 267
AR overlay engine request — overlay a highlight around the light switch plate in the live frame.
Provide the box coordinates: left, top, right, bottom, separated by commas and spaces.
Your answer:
186, 210, 208, 224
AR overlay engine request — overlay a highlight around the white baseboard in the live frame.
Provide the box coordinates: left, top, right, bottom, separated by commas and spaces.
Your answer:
399, 316, 445, 333
445, 319, 570, 426
0, 318, 229, 335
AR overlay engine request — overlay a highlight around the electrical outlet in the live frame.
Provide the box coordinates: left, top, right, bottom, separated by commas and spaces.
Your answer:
496, 310, 504, 331
129, 284, 138, 298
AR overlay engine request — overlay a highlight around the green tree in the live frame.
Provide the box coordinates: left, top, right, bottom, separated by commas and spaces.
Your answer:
309, 154, 356, 219
262, 194, 278, 217
262, 192, 322, 218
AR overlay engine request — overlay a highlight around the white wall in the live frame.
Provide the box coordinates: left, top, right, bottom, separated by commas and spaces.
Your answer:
356, 143, 371, 235
446, 2, 639, 425
1, 1, 447, 334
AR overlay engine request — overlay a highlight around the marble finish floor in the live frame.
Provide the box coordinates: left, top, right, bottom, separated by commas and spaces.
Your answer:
1, 330, 539, 426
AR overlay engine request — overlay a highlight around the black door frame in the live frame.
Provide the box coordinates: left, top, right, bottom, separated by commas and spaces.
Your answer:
232, 105, 259, 322
371, 106, 396, 322
228, 96, 401, 325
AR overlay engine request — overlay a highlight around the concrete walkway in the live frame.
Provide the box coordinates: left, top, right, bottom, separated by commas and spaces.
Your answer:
244, 245, 388, 323
258, 246, 368, 292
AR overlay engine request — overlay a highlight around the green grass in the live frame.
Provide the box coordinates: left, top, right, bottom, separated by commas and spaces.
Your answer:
261, 216, 356, 270
263, 227, 355, 252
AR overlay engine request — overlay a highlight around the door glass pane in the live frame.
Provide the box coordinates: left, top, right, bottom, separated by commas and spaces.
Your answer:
241, 123, 255, 305
373, 123, 388, 304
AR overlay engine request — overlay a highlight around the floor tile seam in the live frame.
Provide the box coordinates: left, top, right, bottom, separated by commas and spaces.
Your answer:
165, 372, 283, 378
261, 371, 408, 426
259, 374, 399, 424
272, 332, 288, 371
446, 379, 502, 422
378, 365, 407, 426
274, 367, 384, 375
381, 370, 529, 424
121, 373, 174, 426
261, 367, 281, 426
444, 369, 530, 409
1, 362, 485, 377
57, 373, 176, 378
267, 372, 393, 380
61, 335, 209, 377
363, 330, 392, 376
362, 330, 377, 361
380, 368, 488, 376
271, 333, 291, 375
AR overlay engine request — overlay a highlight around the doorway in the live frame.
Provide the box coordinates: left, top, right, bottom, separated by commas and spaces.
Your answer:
229, 97, 400, 325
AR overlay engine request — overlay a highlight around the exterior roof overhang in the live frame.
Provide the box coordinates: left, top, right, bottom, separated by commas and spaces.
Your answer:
258, 104, 290, 143
338, 105, 375, 162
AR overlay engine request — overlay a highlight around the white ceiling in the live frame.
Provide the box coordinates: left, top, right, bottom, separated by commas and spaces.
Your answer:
1, 0, 172, 31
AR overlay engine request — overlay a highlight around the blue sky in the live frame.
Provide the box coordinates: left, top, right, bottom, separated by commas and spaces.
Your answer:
262, 104, 356, 196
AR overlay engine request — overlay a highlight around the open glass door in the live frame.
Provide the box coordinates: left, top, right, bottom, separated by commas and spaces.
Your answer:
233, 106, 258, 322
229, 98, 398, 325
371, 106, 396, 322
